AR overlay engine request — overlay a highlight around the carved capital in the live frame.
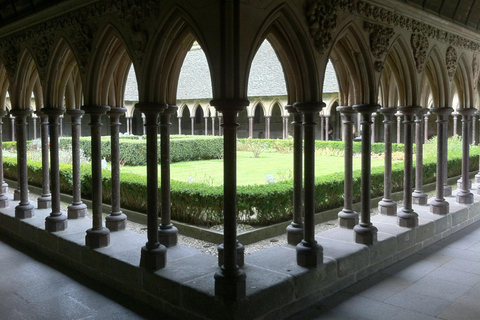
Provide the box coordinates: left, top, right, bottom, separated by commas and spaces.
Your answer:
306, 0, 339, 53
411, 33, 429, 73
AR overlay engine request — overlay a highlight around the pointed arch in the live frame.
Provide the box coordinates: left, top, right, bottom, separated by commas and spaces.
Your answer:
422, 46, 448, 107
452, 53, 472, 109
0, 66, 10, 110
13, 49, 41, 110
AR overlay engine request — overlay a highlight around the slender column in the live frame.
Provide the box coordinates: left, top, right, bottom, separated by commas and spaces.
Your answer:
396, 111, 402, 144
159, 105, 178, 247
456, 108, 475, 203
429, 107, 453, 214
472, 115, 477, 145
337, 106, 358, 228
286, 105, 304, 244
142, 115, 146, 135
453, 112, 458, 136
412, 108, 429, 205
0, 110, 9, 208
325, 115, 330, 141
212, 99, 247, 300
82, 105, 110, 248
126, 116, 130, 135
10, 109, 34, 219
59, 116, 63, 137
294, 102, 324, 267
10, 116, 15, 141
248, 116, 253, 138
424, 112, 430, 143
443, 125, 452, 197
178, 117, 182, 135
34, 110, 51, 208
378, 107, 397, 215
211, 116, 215, 136
477, 112, 480, 183
137, 103, 167, 270
204, 116, 208, 135
42, 107, 68, 232
218, 115, 223, 136
32, 115, 37, 140
190, 116, 195, 135
283, 116, 289, 139
265, 115, 271, 139
320, 115, 325, 140
353, 104, 378, 245
105, 107, 128, 231
397, 106, 421, 227
66, 109, 87, 218
371, 112, 376, 143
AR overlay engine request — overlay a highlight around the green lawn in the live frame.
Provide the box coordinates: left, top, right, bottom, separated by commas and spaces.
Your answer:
121, 151, 387, 186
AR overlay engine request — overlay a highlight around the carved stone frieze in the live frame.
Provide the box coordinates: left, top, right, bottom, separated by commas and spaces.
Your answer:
306, 0, 339, 53
446, 46, 457, 81
364, 22, 394, 60
411, 33, 429, 73
0, 43, 19, 81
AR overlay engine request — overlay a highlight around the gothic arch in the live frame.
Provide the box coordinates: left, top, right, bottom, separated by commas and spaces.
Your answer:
452, 53, 472, 108
13, 49, 41, 110
0, 66, 9, 110
422, 46, 447, 107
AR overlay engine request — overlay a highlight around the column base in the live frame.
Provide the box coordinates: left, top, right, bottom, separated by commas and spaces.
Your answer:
444, 185, 452, 197
15, 203, 34, 219
214, 267, 246, 300
37, 195, 52, 209
296, 240, 323, 268
354, 223, 377, 245
13, 189, 21, 201
85, 227, 110, 248
105, 212, 127, 231
67, 202, 87, 219
158, 225, 178, 247
338, 209, 359, 229
412, 191, 428, 205
456, 191, 474, 204
286, 223, 304, 245
476, 173, 480, 183
218, 242, 244, 267
2, 182, 8, 194
457, 179, 472, 189
0, 194, 8, 208
378, 199, 397, 216
430, 199, 449, 215
45, 214, 68, 232
140, 244, 167, 270
397, 209, 418, 228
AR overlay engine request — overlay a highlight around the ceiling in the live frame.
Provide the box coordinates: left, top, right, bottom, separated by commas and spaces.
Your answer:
0, 0, 59, 26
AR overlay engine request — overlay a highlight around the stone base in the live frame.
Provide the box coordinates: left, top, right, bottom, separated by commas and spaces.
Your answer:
338, 209, 359, 229
13, 189, 21, 201
37, 195, 51, 209
476, 173, 480, 183
354, 223, 377, 245
45, 214, 68, 232
67, 202, 87, 219
430, 199, 449, 215
397, 209, 418, 228
378, 199, 397, 216
105, 212, 127, 231
85, 227, 110, 248
158, 225, 178, 247
140, 245, 167, 270
2, 182, 7, 194
456, 191, 474, 204
15, 203, 34, 219
286, 223, 304, 245
412, 191, 428, 205
218, 242, 244, 267
0, 195, 8, 208
444, 185, 452, 197
296, 240, 323, 268
214, 267, 246, 300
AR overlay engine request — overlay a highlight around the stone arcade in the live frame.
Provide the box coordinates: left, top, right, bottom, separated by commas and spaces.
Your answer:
0, 1, 479, 319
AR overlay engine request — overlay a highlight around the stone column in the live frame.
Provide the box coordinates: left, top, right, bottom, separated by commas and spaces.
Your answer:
82, 105, 110, 248
0, 110, 9, 208
424, 112, 430, 143
159, 105, 179, 246
204, 116, 208, 135
378, 107, 397, 215
126, 116, 130, 135
218, 115, 223, 136
190, 116, 195, 135
325, 115, 330, 141
412, 108, 429, 205
443, 127, 452, 197
477, 111, 480, 183
142, 114, 146, 135
10, 109, 34, 219
353, 104, 378, 245
396, 111, 402, 144
212, 99, 247, 300
66, 109, 87, 219
265, 115, 271, 139
453, 112, 458, 136
32, 114, 37, 140
248, 116, 253, 138
371, 112, 376, 143
10, 116, 15, 141
42, 107, 68, 232
178, 117, 182, 135
211, 116, 216, 136
283, 115, 289, 139
456, 108, 475, 204
285, 105, 304, 244
35, 110, 51, 209
59, 116, 63, 137
429, 107, 453, 214
105, 107, 128, 231
337, 106, 358, 228
137, 103, 167, 270
294, 102, 324, 267
397, 106, 421, 227
320, 115, 325, 140
472, 114, 477, 145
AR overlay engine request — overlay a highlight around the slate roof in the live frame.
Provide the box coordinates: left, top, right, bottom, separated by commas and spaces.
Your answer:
124, 41, 338, 101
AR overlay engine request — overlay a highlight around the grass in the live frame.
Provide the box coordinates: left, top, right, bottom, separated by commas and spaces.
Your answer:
121, 151, 388, 186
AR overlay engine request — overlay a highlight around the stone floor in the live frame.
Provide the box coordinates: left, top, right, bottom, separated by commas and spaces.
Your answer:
287, 219, 480, 320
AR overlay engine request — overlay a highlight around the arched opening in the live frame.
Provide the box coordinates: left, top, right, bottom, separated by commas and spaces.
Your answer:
270, 102, 283, 139
194, 105, 204, 135
181, 106, 191, 135
253, 103, 265, 138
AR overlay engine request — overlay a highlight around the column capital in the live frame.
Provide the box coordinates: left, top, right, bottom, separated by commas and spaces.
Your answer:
293, 101, 325, 113
379, 106, 397, 123
107, 106, 127, 126
82, 105, 110, 115
414, 107, 429, 120
135, 102, 166, 125
285, 104, 299, 115
456, 107, 476, 118
353, 103, 378, 115
41, 107, 66, 117
164, 105, 178, 115
398, 106, 421, 123
430, 107, 453, 122
210, 99, 248, 113
337, 105, 355, 124
66, 108, 85, 117
10, 108, 32, 118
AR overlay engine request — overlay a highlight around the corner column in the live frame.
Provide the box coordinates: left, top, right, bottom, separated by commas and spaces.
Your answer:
397, 106, 421, 227
137, 103, 167, 270
82, 105, 110, 248
337, 106, 358, 228
429, 107, 453, 214
456, 108, 475, 204
353, 104, 378, 245
286, 105, 304, 244
378, 107, 397, 215
412, 108, 429, 205
159, 105, 179, 246
0, 110, 9, 208
42, 107, 68, 232
66, 109, 87, 218
10, 109, 34, 219
212, 99, 247, 300
294, 102, 324, 267
35, 110, 51, 209
106, 107, 127, 231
